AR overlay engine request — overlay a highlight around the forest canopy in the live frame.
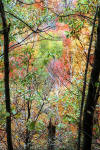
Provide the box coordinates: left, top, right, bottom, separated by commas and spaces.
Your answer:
0, 0, 100, 150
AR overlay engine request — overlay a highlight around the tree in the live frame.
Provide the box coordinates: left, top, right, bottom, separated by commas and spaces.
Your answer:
48, 119, 56, 150
0, 1, 13, 150
82, 7, 100, 150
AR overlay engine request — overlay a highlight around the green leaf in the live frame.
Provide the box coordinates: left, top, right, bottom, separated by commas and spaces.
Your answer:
95, 82, 99, 87
12, 109, 16, 115
6, 112, 10, 117
28, 121, 35, 131
58, 123, 65, 129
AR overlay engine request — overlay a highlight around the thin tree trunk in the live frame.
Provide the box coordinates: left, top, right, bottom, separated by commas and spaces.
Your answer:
0, 1, 13, 150
77, 6, 98, 150
25, 100, 31, 150
48, 119, 56, 150
25, 58, 31, 150
82, 7, 100, 150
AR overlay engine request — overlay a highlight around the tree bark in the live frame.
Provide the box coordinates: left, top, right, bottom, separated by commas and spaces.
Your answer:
25, 100, 31, 150
82, 7, 100, 150
48, 119, 56, 150
77, 6, 97, 150
0, 1, 13, 150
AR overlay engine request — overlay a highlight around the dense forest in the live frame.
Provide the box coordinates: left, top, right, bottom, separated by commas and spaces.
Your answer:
0, 0, 100, 150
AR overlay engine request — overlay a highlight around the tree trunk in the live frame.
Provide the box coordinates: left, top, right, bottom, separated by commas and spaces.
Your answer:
0, 1, 13, 150
82, 7, 100, 150
25, 100, 31, 150
48, 119, 56, 150
77, 7, 97, 150
25, 128, 30, 150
